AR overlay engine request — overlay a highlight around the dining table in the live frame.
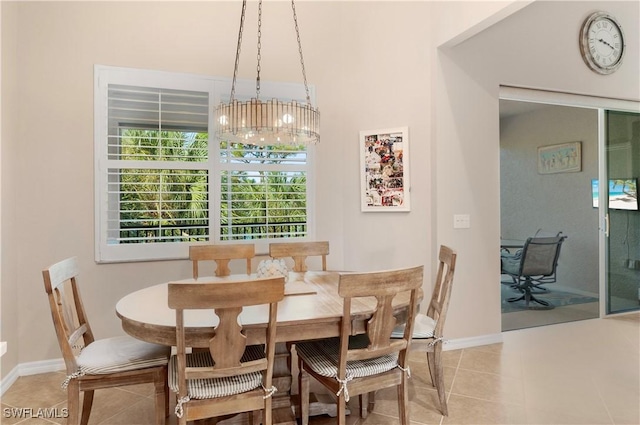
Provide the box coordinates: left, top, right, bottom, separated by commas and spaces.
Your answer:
500, 239, 525, 250
116, 270, 418, 424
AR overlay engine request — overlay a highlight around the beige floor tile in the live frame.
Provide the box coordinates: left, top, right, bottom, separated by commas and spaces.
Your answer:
3, 315, 638, 424
1, 372, 67, 409
370, 384, 444, 423
408, 347, 462, 371
608, 407, 640, 425
450, 368, 524, 406
52, 387, 149, 425
408, 359, 456, 392
523, 375, 611, 424
458, 347, 522, 379
524, 406, 614, 425
88, 397, 159, 425
590, 376, 640, 424
441, 393, 527, 424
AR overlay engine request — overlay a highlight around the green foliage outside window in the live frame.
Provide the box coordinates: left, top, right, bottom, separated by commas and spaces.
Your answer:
116, 131, 307, 243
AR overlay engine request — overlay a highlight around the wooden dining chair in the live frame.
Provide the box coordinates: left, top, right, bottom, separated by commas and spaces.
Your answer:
42, 257, 170, 425
390, 245, 457, 416
296, 265, 424, 425
268, 241, 329, 272
189, 243, 255, 278
167, 277, 285, 425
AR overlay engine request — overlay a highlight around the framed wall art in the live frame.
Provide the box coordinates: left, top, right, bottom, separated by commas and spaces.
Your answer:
359, 126, 410, 212
537, 141, 582, 174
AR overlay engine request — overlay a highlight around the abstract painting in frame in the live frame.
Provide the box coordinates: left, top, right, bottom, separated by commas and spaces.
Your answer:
537, 141, 582, 174
359, 127, 410, 212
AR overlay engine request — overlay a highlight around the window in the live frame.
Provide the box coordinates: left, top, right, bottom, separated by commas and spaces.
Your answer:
95, 66, 315, 262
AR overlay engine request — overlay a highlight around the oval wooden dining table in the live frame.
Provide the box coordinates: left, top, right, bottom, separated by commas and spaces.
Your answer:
116, 270, 418, 424
116, 270, 416, 347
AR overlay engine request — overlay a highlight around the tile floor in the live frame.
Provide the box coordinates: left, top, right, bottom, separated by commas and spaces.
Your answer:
501, 301, 600, 332
1, 313, 638, 424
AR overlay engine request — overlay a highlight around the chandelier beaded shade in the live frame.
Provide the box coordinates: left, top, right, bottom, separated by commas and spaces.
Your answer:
215, 0, 320, 145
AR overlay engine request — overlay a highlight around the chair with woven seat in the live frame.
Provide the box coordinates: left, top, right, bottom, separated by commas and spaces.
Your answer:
268, 241, 329, 272
501, 233, 566, 308
189, 243, 255, 278
167, 276, 285, 425
390, 245, 457, 416
296, 265, 424, 425
42, 257, 170, 425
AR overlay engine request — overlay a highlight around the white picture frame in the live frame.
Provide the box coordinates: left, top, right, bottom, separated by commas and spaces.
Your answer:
537, 141, 582, 174
359, 127, 410, 212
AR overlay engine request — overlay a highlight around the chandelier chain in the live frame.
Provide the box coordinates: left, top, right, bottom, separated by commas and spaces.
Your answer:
230, 0, 247, 102
291, 0, 311, 104
256, 0, 263, 99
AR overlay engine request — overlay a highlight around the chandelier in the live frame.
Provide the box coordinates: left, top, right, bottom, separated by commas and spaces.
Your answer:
215, 0, 320, 145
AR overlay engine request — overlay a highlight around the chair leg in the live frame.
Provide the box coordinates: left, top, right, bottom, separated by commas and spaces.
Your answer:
426, 351, 436, 389
431, 344, 448, 416
298, 358, 310, 425
67, 382, 81, 425
154, 368, 168, 425
80, 389, 94, 425
264, 395, 273, 425
397, 375, 410, 425
359, 393, 368, 418
336, 392, 347, 425
367, 391, 376, 414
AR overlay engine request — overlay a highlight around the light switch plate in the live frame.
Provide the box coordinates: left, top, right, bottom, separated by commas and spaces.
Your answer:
453, 214, 471, 229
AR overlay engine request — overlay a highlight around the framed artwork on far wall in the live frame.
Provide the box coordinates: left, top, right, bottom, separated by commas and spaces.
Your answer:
537, 141, 582, 174
359, 126, 410, 212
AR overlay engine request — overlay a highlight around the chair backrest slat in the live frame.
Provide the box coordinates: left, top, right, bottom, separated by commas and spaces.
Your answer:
338, 266, 423, 365
426, 245, 457, 338
168, 277, 285, 378
269, 241, 329, 272
42, 256, 94, 374
189, 244, 255, 278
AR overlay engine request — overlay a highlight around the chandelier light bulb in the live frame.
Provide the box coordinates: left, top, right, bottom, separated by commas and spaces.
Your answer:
282, 113, 294, 124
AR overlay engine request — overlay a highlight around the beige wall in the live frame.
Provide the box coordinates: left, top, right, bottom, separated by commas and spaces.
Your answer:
1, 1, 438, 376
1, 0, 639, 380
435, 0, 639, 338
1, 0, 20, 378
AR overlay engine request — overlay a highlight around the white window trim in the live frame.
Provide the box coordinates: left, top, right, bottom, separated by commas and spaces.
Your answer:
94, 65, 316, 263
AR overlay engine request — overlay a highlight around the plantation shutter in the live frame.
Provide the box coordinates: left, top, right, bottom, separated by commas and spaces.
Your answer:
104, 82, 211, 247
95, 66, 315, 263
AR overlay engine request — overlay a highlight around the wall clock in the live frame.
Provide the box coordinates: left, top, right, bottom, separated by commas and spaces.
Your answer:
579, 11, 625, 75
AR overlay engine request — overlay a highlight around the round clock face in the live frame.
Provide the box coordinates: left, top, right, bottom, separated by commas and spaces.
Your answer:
580, 12, 625, 74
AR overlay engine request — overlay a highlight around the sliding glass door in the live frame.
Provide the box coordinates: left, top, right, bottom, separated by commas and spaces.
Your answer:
604, 110, 640, 314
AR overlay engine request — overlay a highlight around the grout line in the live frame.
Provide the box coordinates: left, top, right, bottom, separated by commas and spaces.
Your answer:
590, 374, 617, 425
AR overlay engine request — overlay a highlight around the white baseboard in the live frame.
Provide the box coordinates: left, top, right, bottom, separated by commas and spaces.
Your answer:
1, 358, 64, 396
444, 333, 503, 351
